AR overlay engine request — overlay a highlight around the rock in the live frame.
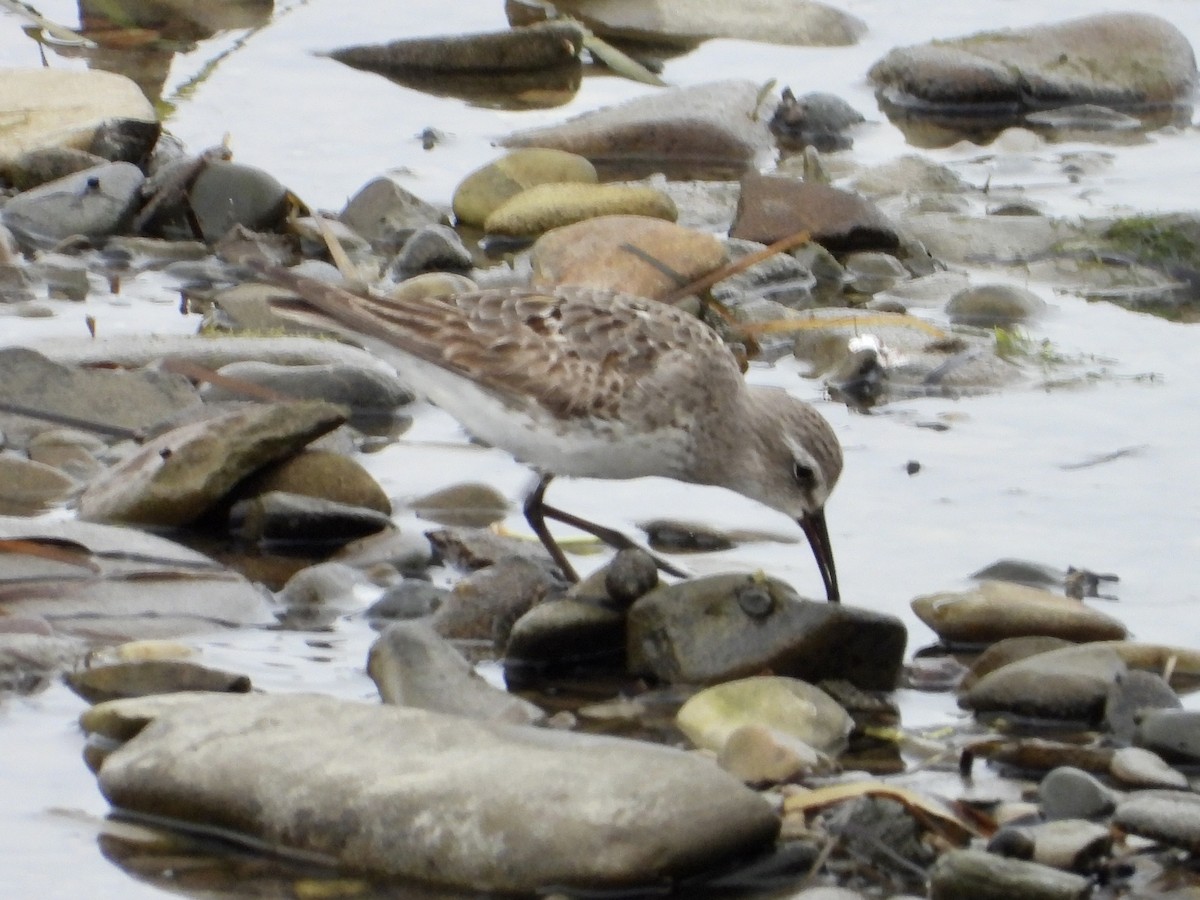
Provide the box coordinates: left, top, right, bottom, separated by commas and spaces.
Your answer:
1014, 820, 1111, 872
0, 68, 154, 161
0, 146, 108, 191
368, 621, 544, 724
843, 251, 909, 295
961, 643, 1128, 724
0, 631, 89, 693
328, 21, 584, 75
453, 149, 598, 228
391, 225, 473, 276
26, 428, 105, 482
276, 562, 364, 607
339, 177, 445, 251
1114, 790, 1200, 852
186, 161, 289, 244
530, 215, 725, 298
628, 574, 907, 690
0, 346, 200, 445
730, 171, 898, 252
1109, 747, 1188, 790
911, 581, 1128, 646
408, 482, 509, 528
500, 80, 776, 175
85, 693, 780, 892
676, 676, 852, 756
484, 183, 677, 236
229, 491, 393, 545
426, 525, 559, 573
200, 360, 414, 413
0, 453, 79, 510
946, 283, 1048, 327
904, 213, 1086, 266
851, 155, 970, 198
928, 848, 1091, 900
77, 401, 347, 527
236, 449, 392, 515
432, 556, 562, 645
0, 516, 274, 639
2, 162, 144, 248
64, 660, 251, 704
88, 118, 161, 167
1135, 708, 1200, 764
1038, 767, 1117, 820
601, 548, 659, 607
518, 0, 866, 48
717, 724, 832, 784
869, 14, 1197, 125
504, 598, 626, 679
1104, 668, 1181, 744
958, 636, 1076, 691
366, 579, 448, 624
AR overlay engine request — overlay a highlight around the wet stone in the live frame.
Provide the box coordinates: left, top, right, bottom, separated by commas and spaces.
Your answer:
85, 692, 781, 892
187, 161, 289, 244
275, 562, 364, 608
1038, 766, 1117, 820
432, 555, 563, 645
237, 449, 392, 515
628, 574, 907, 690
958, 635, 1076, 692
64, 659, 251, 704
368, 621, 544, 725
928, 848, 1091, 900
1104, 668, 1181, 744
366, 579, 448, 625
1109, 746, 1188, 790
946, 283, 1047, 327
717, 724, 833, 784
1, 146, 107, 191
770, 88, 865, 152
409, 482, 509, 528
229, 491, 393, 546
503, 597, 626, 678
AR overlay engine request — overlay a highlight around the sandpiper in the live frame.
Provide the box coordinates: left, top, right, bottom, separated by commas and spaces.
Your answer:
260, 269, 844, 602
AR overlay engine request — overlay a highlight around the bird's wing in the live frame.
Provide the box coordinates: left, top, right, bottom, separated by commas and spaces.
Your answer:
260, 269, 743, 423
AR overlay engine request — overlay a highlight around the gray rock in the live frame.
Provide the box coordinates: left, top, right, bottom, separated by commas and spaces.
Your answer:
0, 452, 78, 511
340, 176, 445, 251
3, 161, 144, 248
85, 692, 780, 891
869, 13, 1197, 122
1038, 766, 1117, 820
200, 360, 415, 411
64, 659, 251, 704
627, 573, 907, 690
929, 848, 1091, 900
77, 401, 347, 527
230, 491, 393, 545
504, 597, 626, 676
501, 80, 776, 173
368, 621, 544, 724
1135, 708, 1200, 764
188, 161, 289, 244
390, 223, 473, 274
0, 516, 274, 640
1, 146, 107, 191
366, 579, 448, 623
1104, 668, 1181, 744
0, 346, 200, 446
1109, 747, 1188, 790
1024, 819, 1112, 871
432, 556, 563, 646
770, 88, 865, 152
1113, 790, 1200, 852
962, 644, 1128, 724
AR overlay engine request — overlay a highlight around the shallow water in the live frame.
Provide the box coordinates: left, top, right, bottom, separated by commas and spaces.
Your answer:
2, 0, 1200, 894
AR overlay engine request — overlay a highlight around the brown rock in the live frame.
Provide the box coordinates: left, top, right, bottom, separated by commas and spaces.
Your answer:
731, 171, 898, 252
237, 448, 391, 514
531, 215, 725, 298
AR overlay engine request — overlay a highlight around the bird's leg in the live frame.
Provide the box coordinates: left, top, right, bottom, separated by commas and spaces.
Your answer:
523, 475, 579, 582
524, 477, 689, 579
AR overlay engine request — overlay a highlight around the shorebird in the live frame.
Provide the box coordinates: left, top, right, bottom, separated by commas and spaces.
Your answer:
259, 268, 844, 602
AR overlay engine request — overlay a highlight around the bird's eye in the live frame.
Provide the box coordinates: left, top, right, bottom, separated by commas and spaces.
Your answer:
792, 461, 816, 491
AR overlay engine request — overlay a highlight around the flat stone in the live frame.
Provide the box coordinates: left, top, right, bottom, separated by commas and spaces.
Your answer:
929, 848, 1090, 900
0, 453, 78, 508
500, 80, 776, 173
730, 171, 898, 252
77, 401, 347, 527
85, 693, 780, 892
3, 162, 144, 247
1114, 790, 1200, 852
911, 581, 1128, 646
